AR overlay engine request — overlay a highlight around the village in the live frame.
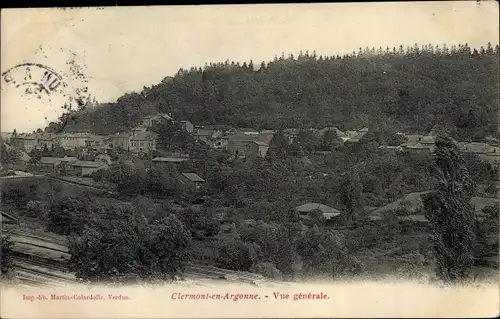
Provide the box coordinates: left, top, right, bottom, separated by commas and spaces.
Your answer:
3, 112, 500, 182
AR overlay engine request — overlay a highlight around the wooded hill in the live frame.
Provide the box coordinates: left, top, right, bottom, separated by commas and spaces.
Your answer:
55, 42, 500, 141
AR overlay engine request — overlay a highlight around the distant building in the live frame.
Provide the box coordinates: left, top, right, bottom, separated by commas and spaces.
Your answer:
400, 135, 436, 154
67, 160, 109, 177
212, 136, 229, 150
227, 134, 259, 157
358, 127, 369, 138
294, 203, 342, 223
142, 113, 173, 128
178, 120, 194, 133
282, 128, 300, 144
237, 128, 260, 136
108, 133, 132, 151
152, 157, 189, 165
95, 154, 112, 165
11, 135, 38, 152
459, 142, 500, 165
179, 172, 205, 189
246, 141, 269, 158
35, 133, 58, 150
317, 126, 346, 138
58, 133, 91, 150
130, 132, 157, 154
194, 127, 223, 145
37, 157, 63, 174
85, 135, 112, 154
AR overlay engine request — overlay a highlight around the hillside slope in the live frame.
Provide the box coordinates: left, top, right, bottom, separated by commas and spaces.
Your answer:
56, 43, 499, 140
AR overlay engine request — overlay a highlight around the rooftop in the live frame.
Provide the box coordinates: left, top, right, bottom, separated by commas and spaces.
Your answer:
131, 132, 157, 140
251, 141, 269, 147
152, 157, 189, 163
295, 203, 341, 215
181, 172, 205, 183
71, 160, 108, 168
40, 157, 63, 165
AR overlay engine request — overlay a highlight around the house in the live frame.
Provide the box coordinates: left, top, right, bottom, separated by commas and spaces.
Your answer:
368, 191, 431, 224
179, 172, 205, 189
95, 154, 112, 165
246, 141, 269, 158
358, 127, 369, 138
283, 128, 300, 144
178, 120, 194, 133
258, 131, 276, 145
401, 142, 436, 154
1, 210, 19, 225
194, 126, 224, 145
227, 134, 260, 157
317, 126, 346, 138
294, 203, 342, 222
58, 133, 91, 150
460, 142, 500, 164
36, 157, 63, 174
85, 135, 112, 154
152, 157, 189, 165
132, 125, 148, 135
10, 134, 38, 152
142, 113, 173, 128
59, 156, 78, 174
345, 130, 361, 142
108, 133, 132, 151
237, 128, 260, 136
130, 132, 157, 154
35, 133, 58, 150
68, 160, 109, 177
212, 136, 229, 150
400, 135, 436, 154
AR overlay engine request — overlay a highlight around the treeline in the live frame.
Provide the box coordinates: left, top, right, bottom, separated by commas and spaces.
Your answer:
55, 42, 500, 141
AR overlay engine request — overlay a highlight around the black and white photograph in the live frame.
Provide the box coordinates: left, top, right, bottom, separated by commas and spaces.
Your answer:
1, 3, 499, 318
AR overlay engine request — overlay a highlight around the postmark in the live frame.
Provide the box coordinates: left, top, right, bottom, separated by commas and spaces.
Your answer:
1, 63, 68, 100
1, 47, 95, 132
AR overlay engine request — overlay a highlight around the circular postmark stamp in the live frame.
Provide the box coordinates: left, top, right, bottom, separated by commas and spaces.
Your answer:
2, 63, 68, 100
1, 47, 94, 132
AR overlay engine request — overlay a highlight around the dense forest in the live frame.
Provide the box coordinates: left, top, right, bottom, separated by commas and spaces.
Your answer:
55, 42, 500, 141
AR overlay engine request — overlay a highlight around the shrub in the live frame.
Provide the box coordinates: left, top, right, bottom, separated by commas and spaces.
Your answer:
1, 236, 14, 278
69, 210, 192, 283
25, 200, 46, 218
46, 197, 94, 236
215, 238, 254, 271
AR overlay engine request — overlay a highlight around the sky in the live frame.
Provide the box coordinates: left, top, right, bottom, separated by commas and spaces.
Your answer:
1, 2, 499, 133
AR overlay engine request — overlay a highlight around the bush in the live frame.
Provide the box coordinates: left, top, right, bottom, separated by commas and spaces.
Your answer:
215, 238, 254, 271
1, 184, 29, 208
46, 197, 95, 236
25, 200, 47, 218
1, 235, 14, 278
69, 210, 192, 283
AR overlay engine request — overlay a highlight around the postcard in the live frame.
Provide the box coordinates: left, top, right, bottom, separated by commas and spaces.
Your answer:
1, 3, 499, 318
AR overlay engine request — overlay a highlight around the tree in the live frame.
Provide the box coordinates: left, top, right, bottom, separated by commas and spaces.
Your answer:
423, 136, 476, 282
46, 196, 96, 236
266, 130, 289, 161
339, 169, 364, 223
321, 129, 342, 151
68, 208, 192, 283
28, 148, 42, 167
0, 138, 21, 166
215, 237, 255, 271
